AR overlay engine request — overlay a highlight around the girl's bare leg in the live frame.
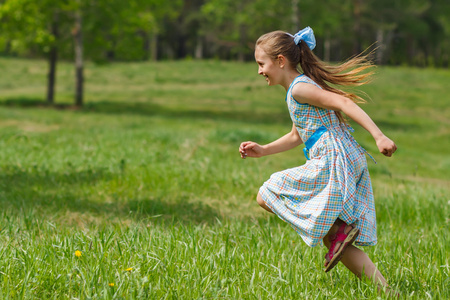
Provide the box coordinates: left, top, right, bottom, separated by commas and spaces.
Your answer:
257, 195, 393, 293
323, 222, 388, 288
256, 193, 274, 214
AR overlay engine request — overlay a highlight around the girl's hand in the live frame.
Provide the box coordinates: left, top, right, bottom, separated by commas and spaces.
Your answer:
239, 141, 264, 159
376, 135, 397, 157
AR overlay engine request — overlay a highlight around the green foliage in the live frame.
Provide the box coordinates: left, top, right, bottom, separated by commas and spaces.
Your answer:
1, 0, 450, 65
82, 0, 182, 62
0, 58, 448, 298
0, 0, 57, 54
0, 0, 181, 61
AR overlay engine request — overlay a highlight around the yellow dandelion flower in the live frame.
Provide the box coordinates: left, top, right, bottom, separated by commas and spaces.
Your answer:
126, 267, 133, 272
75, 250, 82, 257
109, 283, 115, 287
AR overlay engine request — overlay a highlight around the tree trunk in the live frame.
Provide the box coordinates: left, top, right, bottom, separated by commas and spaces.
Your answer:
376, 28, 384, 65
324, 31, 331, 62
238, 23, 246, 62
176, 34, 187, 58
141, 31, 150, 60
352, 0, 362, 55
151, 32, 158, 61
4, 40, 11, 54
47, 14, 59, 105
47, 46, 58, 105
406, 35, 415, 66
291, 0, 299, 32
195, 35, 203, 59
237, 1, 247, 62
73, 8, 84, 106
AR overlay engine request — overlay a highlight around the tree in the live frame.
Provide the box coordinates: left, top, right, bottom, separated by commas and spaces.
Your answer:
73, 0, 83, 106
201, 0, 292, 60
81, 0, 181, 62
2, 0, 450, 68
0, 0, 71, 104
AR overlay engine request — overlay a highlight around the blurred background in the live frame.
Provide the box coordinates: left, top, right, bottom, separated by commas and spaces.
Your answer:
1, 0, 449, 63
1, 0, 449, 106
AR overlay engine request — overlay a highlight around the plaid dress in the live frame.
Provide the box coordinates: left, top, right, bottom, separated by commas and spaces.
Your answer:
259, 75, 377, 247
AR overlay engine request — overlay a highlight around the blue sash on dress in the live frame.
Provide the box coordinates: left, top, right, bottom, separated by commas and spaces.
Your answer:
303, 125, 327, 160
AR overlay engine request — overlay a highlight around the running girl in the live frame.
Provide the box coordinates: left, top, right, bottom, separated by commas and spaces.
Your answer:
239, 27, 397, 289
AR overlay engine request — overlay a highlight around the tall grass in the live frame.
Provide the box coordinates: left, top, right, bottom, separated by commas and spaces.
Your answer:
0, 58, 448, 299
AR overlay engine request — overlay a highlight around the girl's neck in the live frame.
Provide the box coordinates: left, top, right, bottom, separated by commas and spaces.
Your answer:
280, 71, 302, 91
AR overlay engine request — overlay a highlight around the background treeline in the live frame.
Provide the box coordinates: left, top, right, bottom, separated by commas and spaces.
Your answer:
1, 0, 449, 66
1, 0, 449, 105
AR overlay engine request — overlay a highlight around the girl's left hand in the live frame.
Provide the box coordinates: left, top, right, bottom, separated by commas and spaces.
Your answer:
239, 141, 264, 158
376, 135, 397, 157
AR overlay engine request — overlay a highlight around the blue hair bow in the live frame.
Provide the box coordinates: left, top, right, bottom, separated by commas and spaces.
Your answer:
293, 27, 316, 50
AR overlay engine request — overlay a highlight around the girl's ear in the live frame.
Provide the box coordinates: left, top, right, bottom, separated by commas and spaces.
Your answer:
277, 55, 286, 68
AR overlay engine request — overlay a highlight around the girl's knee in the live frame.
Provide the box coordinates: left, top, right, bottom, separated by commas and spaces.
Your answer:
256, 193, 265, 207
256, 193, 274, 214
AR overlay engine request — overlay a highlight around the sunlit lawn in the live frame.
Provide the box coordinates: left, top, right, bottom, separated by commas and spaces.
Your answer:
0, 57, 448, 299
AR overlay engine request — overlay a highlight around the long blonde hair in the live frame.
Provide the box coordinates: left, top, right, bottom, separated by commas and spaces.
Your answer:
256, 31, 374, 122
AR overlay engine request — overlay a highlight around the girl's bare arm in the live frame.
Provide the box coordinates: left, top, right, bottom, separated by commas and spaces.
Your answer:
292, 83, 397, 157
239, 123, 303, 158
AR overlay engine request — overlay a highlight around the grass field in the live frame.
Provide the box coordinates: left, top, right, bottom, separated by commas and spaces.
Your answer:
0, 57, 449, 299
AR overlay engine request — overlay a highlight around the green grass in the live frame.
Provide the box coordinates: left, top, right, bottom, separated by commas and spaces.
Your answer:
0, 57, 449, 299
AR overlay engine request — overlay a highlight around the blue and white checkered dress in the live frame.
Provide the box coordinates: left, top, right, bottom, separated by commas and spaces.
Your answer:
259, 75, 377, 247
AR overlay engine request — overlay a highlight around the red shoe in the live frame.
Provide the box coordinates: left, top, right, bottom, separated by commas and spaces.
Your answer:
324, 222, 359, 272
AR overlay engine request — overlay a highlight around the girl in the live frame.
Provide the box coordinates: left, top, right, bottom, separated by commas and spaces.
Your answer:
239, 27, 397, 288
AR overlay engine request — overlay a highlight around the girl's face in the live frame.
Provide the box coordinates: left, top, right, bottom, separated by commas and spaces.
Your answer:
255, 46, 282, 86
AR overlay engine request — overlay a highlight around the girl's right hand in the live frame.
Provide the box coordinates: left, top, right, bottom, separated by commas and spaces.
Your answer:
239, 141, 264, 159
376, 135, 397, 157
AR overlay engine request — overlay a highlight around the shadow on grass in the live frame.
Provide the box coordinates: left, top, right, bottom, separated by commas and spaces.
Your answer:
0, 97, 289, 125
0, 164, 220, 226
0, 97, 77, 110
1, 98, 425, 132
372, 120, 422, 132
